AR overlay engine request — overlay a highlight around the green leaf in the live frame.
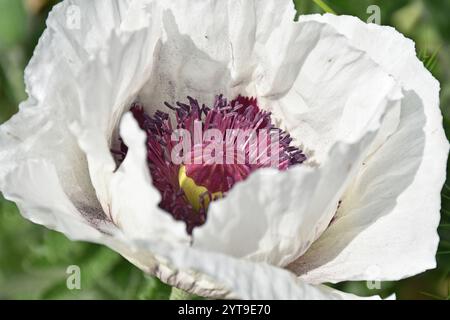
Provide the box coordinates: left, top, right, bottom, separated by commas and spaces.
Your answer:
419, 45, 441, 72
392, 0, 423, 35
169, 287, 203, 300
311, 0, 336, 14
137, 276, 172, 300
420, 291, 448, 300
0, 0, 27, 48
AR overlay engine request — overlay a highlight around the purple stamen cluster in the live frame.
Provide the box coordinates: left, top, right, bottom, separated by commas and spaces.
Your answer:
114, 95, 306, 234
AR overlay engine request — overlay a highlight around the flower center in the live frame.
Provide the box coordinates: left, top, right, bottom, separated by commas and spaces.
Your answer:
114, 95, 306, 234
178, 165, 222, 212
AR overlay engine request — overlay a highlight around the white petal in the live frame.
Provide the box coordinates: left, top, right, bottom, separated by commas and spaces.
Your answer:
193, 133, 377, 266
140, 242, 382, 300
264, 20, 402, 162
0, 0, 156, 225
138, 0, 233, 109
0, 159, 105, 241
136, 0, 298, 110
109, 113, 189, 243
0, 0, 188, 252
288, 14, 449, 283
64, 20, 164, 216
193, 16, 403, 266
0, 88, 105, 222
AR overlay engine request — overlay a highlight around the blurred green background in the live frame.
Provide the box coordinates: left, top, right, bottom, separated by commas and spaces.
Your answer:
0, 0, 449, 300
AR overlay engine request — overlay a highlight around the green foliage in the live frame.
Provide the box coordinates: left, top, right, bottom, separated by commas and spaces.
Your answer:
0, 0, 27, 48
0, 0, 449, 300
311, 0, 336, 14
0, 195, 171, 299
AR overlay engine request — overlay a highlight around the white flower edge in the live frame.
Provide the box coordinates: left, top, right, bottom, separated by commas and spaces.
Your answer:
287, 14, 449, 283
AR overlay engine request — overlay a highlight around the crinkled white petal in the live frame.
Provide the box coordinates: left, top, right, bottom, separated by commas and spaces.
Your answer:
193, 12, 404, 265
132, 241, 383, 300
0, 159, 106, 241
193, 124, 390, 266
0, 0, 151, 225
64, 18, 164, 218
109, 113, 188, 243
1, 0, 187, 240
288, 14, 449, 283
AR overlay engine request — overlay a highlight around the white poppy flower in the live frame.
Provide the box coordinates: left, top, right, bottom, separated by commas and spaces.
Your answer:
0, 0, 448, 300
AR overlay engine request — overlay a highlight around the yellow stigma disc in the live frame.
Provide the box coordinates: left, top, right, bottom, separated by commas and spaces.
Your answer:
178, 165, 222, 212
